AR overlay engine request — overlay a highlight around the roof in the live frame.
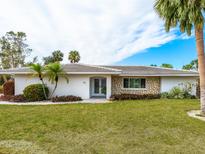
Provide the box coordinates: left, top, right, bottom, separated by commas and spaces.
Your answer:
0, 63, 199, 77
102, 65, 199, 76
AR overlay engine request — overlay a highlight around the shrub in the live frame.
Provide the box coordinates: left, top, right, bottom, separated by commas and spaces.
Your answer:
169, 87, 184, 99
23, 84, 49, 101
161, 92, 169, 99
0, 94, 26, 102
110, 94, 161, 101
52, 95, 82, 102
3, 80, 14, 96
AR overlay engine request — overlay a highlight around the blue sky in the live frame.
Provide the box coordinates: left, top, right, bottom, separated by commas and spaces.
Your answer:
117, 36, 198, 69
0, 0, 201, 68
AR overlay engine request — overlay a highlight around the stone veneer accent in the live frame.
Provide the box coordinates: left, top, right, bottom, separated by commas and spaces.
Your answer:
111, 76, 160, 95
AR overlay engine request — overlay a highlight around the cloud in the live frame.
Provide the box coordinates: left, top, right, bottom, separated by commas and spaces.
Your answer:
0, 0, 178, 64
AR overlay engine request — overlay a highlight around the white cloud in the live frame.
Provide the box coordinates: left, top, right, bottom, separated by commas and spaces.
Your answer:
0, 0, 178, 64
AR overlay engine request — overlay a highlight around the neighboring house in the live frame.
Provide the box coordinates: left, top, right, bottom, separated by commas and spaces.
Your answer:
0, 64, 199, 99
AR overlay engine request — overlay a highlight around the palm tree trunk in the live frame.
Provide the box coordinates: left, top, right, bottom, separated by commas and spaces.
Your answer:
50, 81, 57, 98
195, 26, 205, 114
41, 79, 48, 100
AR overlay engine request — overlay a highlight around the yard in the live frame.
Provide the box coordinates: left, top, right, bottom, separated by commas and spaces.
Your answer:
0, 99, 205, 154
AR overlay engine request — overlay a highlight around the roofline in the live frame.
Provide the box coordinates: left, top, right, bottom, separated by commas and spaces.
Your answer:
0, 72, 121, 75
106, 65, 198, 73
119, 74, 199, 77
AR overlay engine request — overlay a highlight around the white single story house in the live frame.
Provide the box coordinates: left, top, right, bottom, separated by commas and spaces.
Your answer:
0, 64, 199, 99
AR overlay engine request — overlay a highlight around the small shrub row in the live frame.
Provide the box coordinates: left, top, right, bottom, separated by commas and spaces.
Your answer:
0, 94, 26, 102
3, 80, 14, 96
110, 94, 161, 101
52, 95, 82, 102
23, 84, 49, 101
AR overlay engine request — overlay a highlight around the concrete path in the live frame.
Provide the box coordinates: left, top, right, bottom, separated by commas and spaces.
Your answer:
0, 99, 110, 105
187, 110, 205, 122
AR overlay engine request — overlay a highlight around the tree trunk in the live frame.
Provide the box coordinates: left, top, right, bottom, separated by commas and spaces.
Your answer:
50, 81, 57, 98
195, 26, 205, 114
41, 79, 48, 100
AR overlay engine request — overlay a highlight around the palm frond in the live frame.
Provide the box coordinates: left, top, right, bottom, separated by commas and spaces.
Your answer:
154, 0, 204, 35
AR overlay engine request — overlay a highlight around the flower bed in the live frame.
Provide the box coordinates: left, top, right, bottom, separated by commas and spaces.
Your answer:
52, 95, 82, 102
110, 94, 161, 101
0, 94, 27, 102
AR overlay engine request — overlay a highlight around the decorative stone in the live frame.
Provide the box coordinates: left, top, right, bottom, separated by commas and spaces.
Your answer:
111, 76, 160, 95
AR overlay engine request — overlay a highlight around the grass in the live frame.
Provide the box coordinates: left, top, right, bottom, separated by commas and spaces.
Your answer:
0, 99, 205, 153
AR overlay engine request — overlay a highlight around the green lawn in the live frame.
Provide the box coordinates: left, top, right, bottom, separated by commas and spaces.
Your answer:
0, 99, 205, 154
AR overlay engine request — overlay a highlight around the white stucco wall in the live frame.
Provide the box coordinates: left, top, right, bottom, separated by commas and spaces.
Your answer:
160, 76, 198, 95
14, 74, 112, 99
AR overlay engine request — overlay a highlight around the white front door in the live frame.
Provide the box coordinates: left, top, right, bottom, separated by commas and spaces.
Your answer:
91, 78, 106, 97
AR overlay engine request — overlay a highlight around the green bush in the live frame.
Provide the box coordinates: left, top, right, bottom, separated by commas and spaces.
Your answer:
169, 87, 184, 99
161, 82, 197, 99
160, 92, 169, 99
23, 84, 49, 101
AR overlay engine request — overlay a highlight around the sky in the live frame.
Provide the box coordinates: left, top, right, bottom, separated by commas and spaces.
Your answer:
0, 0, 200, 68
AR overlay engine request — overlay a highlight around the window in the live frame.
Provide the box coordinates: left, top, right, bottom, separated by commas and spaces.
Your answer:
123, 78, 146, 89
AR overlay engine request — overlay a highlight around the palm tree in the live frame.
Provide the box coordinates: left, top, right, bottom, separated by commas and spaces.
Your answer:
68, 50, 80, 63
154, 0, 205, 114
30, 63, 48, 99
46, 63, 68, 98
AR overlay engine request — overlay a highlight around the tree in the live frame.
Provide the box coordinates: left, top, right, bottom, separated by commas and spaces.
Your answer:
45, 63, 68, 98
183, 59, 198, 71
161, 63, 173, 68
43, 50, 64, 65
150, 64, 158, 67
68, 50, 80, 63
52, 50, 64, 62
154, 0, 205, 113
30, 63, 48, 99
0, 31, 32, 69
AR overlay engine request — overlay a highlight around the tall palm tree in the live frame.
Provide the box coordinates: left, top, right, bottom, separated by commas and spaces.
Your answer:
46, 63, 68, 98
68, 50, 80, 63
154, 0, 205, 113
30, 63, 48, 99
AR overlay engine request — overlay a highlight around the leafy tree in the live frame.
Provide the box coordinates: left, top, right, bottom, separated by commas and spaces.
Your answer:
0, 31, 32, 69
45, 63, 68, 98
183, 59, 198, 70
52, 50, 64, 62
161, 63, 173, 68
30, 64, 48, 99
150, 64, 158, 67
43, 50, 64, 65
68, 50, 80, 63
43, 56, 54, 65
154, 0, 205, 113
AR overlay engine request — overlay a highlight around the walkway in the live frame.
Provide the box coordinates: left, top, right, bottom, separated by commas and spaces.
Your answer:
0, 99, 110, 105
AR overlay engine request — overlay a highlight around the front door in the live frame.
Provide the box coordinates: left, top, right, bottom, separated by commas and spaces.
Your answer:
91, 78, 106, 97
